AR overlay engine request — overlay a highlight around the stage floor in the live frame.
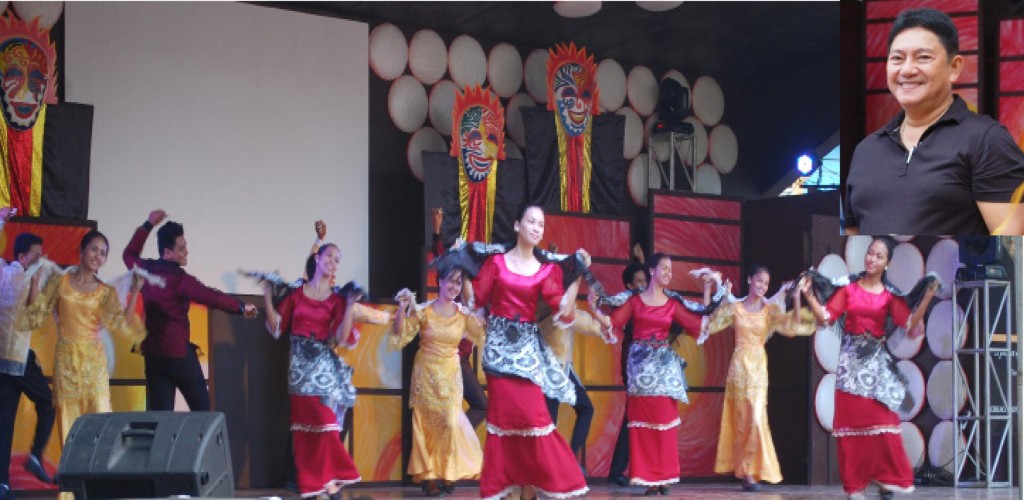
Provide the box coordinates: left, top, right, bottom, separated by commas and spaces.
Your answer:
17, 484, 1021, 499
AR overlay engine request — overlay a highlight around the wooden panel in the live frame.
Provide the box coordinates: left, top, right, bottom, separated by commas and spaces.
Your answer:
678, 392, 726, 477
1000, 61, 1024, 93
866, 0, 978, 20
541, 214, 631, 260
353, 394, 403, 481
0, 219, 95, 265
653, 219, 741, 261
667, 261, 740, 296
1001, 19, 1024, 57
999, 96, 1024, 148
653, 193, 740, 220
865, 93, 901, 134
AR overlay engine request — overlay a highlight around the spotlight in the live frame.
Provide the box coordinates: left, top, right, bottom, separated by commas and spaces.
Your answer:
652, 78, 694, 137
796, 154, 815, 175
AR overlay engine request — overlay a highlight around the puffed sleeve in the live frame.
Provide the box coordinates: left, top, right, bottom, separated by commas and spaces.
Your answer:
671, 301, 704, 339
888, 293, 912, 331
704, 302, 736, 337
823, 286, 849, 326
461, 308, 486, 347
472, 256, 498, 308
353, 303, 391, 324
570, 309, 605, 338
540, 264, 567, 315
388, 305, 422, 352
16, 273, 61, 331
98, 285, 146, 343
608, 296, 635, 331
767, 303, 816, 338
272, 290, 297, 339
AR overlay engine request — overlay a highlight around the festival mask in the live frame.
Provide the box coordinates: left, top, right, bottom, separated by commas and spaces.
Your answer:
451, 86, 505, 182
0, 17, 56, 131
547, 43, 599, 137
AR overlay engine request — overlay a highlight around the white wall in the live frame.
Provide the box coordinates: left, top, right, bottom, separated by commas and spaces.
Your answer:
65, 2, 368, 294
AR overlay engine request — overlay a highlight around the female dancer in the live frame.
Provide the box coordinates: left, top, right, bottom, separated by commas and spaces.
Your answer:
800, 236, 939, 500
701, 265, 811, 491
443, 204, 588, 500
390, 265, 484, 496
592, 253, 723, 495
260, 243, 390, 499
19, 231, 146, 442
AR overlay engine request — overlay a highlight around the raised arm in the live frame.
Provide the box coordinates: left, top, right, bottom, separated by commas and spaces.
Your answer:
124, 209, 166, 269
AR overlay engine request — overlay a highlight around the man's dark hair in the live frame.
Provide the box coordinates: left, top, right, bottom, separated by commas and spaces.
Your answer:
621, 262, 648, 289
13, 233, 42, 261
157, 221, 185, 256
888, 8, 959, 58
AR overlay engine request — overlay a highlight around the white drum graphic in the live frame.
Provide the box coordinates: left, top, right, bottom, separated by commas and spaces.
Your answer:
13, 1, 64, 29
448, 34, 486, 87
929, 420, 966, 474
815, 374, 836, 432
925, 238, 959, 300
597, 59, 627, 112
886, 325, 925, 360
369, 23, 407, 81
553, 1, 601, 17
901, 422, 926, 469
709, 124, 738, 174
487, 43, 523, 98
406, 127, 446, 182
627, 154, 650, 207
388, 75, 428, 133
694, 164, 721, 195
505, 93, 536, 147
817, 254, 849, 281
618, 107, 643, 159
844, 235, 873, 276
692, 75, 725, 126
888, 243, 924, 295
927, 360, 968, 420
814, 323, 842, 374
408, 29, 447, 85
523, 49, 550, 104
681, 116, 708, 166
428, 80, 458, 137
896, 360, 926, 421
627, 65, 659, 117
926, 300, 966, 360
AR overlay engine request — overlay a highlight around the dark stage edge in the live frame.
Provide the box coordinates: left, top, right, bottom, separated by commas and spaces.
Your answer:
15, 484, 1021, 499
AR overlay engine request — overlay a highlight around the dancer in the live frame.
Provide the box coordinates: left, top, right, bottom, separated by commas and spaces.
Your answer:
0, 227, 55, 498
390, 265, 485, 496
437, 204, 589, 500
258, 243, 391, 499
19, 231, 146, 443
123, 209, 258, 412
591, 253, 723, 495
800, 236, 939, 499
608, 261, 649, 487
701, 265, 811, 491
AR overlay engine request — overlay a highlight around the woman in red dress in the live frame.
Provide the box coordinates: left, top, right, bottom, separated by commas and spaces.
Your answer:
800, 236, 939, 500
260, 244, 389, 499
454, 204, 589, 500
591, 253, 722, 495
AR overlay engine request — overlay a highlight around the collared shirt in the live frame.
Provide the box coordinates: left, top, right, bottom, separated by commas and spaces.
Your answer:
0, 261, 32, 375
845, 95, 1024, 234
123, 224, 244, 358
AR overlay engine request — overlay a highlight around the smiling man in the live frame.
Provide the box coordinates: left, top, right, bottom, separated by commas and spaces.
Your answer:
845, 8, 1024, 235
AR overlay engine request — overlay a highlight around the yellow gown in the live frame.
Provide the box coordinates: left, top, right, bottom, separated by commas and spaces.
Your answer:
18, 273, 146, 442
389, 302, 485, 483
704, 298, 813, 483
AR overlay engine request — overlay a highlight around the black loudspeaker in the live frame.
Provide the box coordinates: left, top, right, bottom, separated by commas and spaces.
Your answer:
58, 412, 234, 499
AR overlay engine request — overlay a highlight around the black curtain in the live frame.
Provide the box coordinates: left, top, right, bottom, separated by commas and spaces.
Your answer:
521, 108, 627, 216
41, 102, 92, 219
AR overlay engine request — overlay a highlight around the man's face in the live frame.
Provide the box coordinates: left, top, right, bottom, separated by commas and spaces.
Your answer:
17, 243, 41, 268
164, 235, 189, 266
887, 27, 963, 113
0, 39, 47, 130
628, 270, 647, 291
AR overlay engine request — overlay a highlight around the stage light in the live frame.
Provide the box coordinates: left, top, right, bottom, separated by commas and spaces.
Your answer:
796, 154, 815, 175
652, 78, 694, 137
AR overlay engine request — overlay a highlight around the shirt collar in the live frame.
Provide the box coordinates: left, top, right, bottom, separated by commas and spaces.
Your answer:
877, 94, 967, 136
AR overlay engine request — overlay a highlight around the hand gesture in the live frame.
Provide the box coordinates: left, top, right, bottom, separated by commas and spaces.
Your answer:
450, 238, 466, 251
148, 209, 167, 226
130, 272, 146, 293
315, 220, 327, 240
243, 303, 258, 319
722, 279, 733, 296
576, 248, 591, 267
780, 280, 797, 297
432, 208, 444, 234
0, 207, 15, 222
632, 243, 645, 263
798, 276, 811, 294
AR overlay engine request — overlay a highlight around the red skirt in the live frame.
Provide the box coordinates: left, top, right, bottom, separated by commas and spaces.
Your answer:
834, 390, 914, 494
290, 395, 361, 497
479, 375, 588, 499
627, 395, 681, 486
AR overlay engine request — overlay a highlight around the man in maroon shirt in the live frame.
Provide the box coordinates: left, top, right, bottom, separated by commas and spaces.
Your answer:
124, 209, 257, 411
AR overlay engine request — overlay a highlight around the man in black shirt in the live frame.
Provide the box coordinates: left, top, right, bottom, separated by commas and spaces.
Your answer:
844, 8, 1024, 235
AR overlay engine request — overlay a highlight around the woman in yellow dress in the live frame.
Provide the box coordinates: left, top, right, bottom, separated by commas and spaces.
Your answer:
391, 265, 485, 496
18, 230, 146, 442
700, 265, 810, 492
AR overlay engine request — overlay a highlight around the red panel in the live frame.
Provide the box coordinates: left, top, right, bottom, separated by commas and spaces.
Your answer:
1000, 61, 1024, 93
956, 87, 978, 111
678, 392, 725, 477
865, 93, 901, 135
866, 61, 889, 90
955, 16, 978, 52
653, 219, 740, 261
958, 54, 979, 85
866, 22, 893, 58
540, 214, 631, 260
652, 193, 740, 220
583, 262, 628, 296
999, 96, 1024, 148
866, 0, 977, 20
1001, 20, 1024, 57
582, 391, 627, 477
1, 221, 93, 265
667, 261, 740, 296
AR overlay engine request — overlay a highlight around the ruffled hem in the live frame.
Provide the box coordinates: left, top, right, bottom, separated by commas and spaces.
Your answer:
630, 477, 680, 486
482, 484, 590, 500
833, 425, 901, 437
486, 422, 556, 437
878, 482, 914, 494
299, 477, 361, 498
291, 423, 342, 433
627, 418, 681, 431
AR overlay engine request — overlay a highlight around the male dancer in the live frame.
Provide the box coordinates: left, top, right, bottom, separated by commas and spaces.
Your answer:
123, 209, 257, 411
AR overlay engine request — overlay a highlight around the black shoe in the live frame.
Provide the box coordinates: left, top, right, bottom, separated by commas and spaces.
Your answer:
608, 475, 630, 487
658, 485, 670, 495
742, 482, 762, 492
0, 483, 13, 500
441, 482, 455, 494
644, 486, 659, 496
879, 491, 894, 500
25, 454, 53, 484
